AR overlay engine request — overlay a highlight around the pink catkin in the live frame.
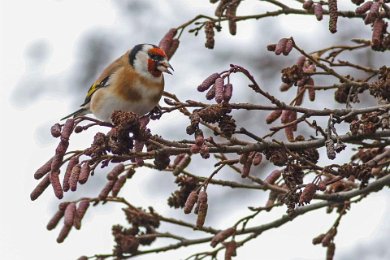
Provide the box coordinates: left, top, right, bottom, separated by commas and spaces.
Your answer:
266, 110, 282, 124
64, 202, 76, 227
372, 19, 385, 47
56, 225, 72, 243
111, 175, 127, 197
61, 119, 75, 140
211, 227, 236, 247
314, 3, 323, 21
206, 85, 216, 100
158, 28, 177, 55
264, 169, 281, 184
30, 175, 51, 201
283, 39, 293, 55
223, 83, 233, 102
50, 170, 63, 199
63, 156, 78, 192
214, 78, 225, 103
197, 73, 220, 92
74, 200, 90, 229
46, 209, 65, 230
184, 191, 198, 214
107, 164, 125, 180
34, 157, 53, 180
69, 164, 81, 191
355, 1, 373, 14
98, 180, 116, 200
78, 163, 90, 184
51, 123, 62, 138
275, 38, 288, 55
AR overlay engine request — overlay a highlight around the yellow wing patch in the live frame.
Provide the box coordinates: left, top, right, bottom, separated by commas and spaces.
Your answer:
81, 76, 110, 106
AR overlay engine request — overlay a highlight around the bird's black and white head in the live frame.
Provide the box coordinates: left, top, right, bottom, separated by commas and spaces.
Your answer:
129, 44, 173, 80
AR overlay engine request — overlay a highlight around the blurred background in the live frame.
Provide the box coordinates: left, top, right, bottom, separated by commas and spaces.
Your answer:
1, 0, 389, 259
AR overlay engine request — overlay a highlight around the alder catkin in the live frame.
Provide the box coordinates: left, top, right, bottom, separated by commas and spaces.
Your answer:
328, 0, 338, 33
184, 191, 198, 214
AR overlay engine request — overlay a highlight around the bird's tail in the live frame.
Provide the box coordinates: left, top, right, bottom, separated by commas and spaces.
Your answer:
61, 107, 88, 121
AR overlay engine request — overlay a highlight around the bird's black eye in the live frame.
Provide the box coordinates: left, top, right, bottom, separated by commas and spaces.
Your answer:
149, 54, 163, 61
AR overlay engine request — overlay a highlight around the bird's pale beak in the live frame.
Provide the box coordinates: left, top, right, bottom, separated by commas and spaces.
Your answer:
157, 60, 174, 75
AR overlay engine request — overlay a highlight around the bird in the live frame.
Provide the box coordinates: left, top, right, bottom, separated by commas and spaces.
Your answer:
61, 43, 173, 122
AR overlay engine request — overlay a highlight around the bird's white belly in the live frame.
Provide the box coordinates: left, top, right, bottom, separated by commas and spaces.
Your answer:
91, 86, 160, 122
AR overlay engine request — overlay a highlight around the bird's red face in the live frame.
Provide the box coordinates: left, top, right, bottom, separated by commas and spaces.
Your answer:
147, 47, 173, 77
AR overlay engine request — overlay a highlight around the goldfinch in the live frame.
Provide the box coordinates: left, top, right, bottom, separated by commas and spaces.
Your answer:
61, 44, 173, 122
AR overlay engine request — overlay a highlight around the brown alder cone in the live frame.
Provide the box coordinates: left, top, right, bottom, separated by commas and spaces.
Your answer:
184, 190, 198, 214
30, 175, 51, 201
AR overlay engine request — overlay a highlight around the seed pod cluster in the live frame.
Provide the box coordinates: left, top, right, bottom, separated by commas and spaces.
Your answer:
197, 74, 234, 104
31, 119, 76, 200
